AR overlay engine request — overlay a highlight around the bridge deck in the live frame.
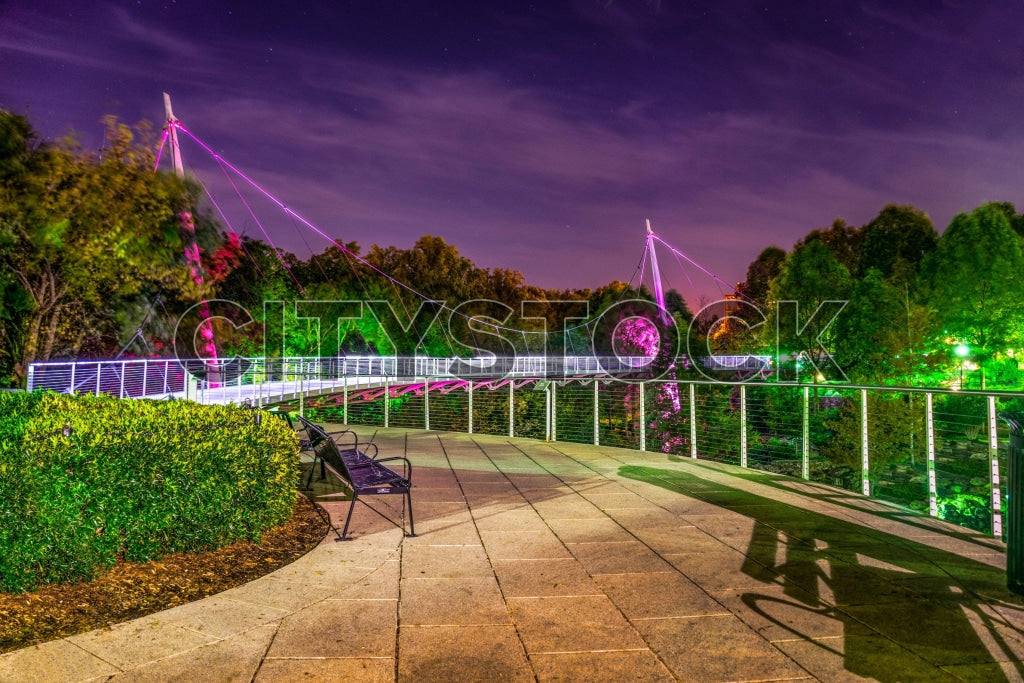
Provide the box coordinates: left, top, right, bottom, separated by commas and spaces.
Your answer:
2, 429, 1018, 681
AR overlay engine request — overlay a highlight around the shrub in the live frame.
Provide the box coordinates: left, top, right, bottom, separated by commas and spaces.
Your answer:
936, 492, 991, 533
0, 392, 299, 592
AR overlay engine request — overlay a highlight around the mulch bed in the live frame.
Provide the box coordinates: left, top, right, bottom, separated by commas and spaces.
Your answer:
0, 494, 329, 654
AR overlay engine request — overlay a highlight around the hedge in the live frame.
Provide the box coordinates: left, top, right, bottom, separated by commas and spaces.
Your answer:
0, 392, 299, 593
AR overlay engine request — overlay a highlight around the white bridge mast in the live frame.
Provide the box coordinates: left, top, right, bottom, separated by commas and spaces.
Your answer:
645, 219, 670, 324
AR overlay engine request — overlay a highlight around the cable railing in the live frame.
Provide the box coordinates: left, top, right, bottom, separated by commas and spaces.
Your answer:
27, 354, 660, 404
26, 356, 1021, 539
297, 375, 1018, 541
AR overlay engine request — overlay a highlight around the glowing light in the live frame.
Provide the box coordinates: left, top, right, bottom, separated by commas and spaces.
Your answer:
954, 343, 970, 358
613, 317, 659, 365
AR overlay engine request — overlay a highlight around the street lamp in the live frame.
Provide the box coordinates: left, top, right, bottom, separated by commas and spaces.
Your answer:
955, 343, 970, 388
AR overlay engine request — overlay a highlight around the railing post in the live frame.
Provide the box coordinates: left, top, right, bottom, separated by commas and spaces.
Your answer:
545, 382, 551, 442
68, 363, 74, 394
468, 380, 474, 434
801, 386, 809, 480
384, 377, 390, 428
425, 377, 431, 431
96, 363, 102, 396
989, 395, 1003, 537
593, 380, 600, 446
689, 383, 697, 459
639, 382, 646, 452
256, 359, 263, 408
509, 381, 515, 438
163, 361, 169, 395
343, 377, 349, 425
739, 385, 747, 467
141, 359, 148, 397
298, 361, 305, 418
551, 381, 557, 442
28, 363, 36, 392
119, 361, 126, 398
926, 392, 937, 516
861, 388, 870, 496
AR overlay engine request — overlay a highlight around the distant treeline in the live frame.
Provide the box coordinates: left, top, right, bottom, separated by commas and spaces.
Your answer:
3, 109, 1023, 389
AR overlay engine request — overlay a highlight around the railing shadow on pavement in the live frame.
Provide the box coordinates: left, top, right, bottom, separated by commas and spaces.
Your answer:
620, 465, 1024, 682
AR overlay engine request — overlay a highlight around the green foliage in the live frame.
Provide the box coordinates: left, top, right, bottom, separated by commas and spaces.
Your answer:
857, 205, 937, 281
0, 112, 224, 385
737, 246, 786, 309
822, 393, 924, 472
832, 269, 933, 383
936, 492, 991, 533
0, 392, 298, 593
922, 204, 1024, 369
766, 240, 852, 379
794, 218, 862, 273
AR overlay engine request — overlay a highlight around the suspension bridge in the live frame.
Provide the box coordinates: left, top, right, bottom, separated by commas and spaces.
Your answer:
12, 98, 1024, 679
20, 95, 1021, 546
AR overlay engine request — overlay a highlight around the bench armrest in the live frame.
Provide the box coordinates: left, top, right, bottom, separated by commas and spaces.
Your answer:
357, 442, 379, 459
375, 456, 412, 482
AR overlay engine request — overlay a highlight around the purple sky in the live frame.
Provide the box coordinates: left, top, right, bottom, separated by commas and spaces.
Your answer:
3, 1, 1024, 306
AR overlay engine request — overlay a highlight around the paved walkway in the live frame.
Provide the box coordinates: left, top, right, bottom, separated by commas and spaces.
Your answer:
2, 428, 1023, 682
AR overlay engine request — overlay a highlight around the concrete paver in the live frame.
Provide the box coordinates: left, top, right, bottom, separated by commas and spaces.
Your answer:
2, 427, 1022, 682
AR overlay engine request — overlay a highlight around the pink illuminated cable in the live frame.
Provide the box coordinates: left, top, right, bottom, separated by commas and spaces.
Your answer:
189, 171, 271, 284
176, 124, 423, 302
636, 241, 649, 294
653, 234, 735, 294
172, 122, 730, 340
212, 155, 306, 294
287, 211, 335, 293
668, 246, 698, 293
176, 124, 544, 335
154, 128, 169, 173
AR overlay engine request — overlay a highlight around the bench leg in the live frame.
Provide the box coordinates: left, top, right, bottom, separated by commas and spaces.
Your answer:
303, 455, 317, 491
339, 493, 358, 541
405, 491, 416, 537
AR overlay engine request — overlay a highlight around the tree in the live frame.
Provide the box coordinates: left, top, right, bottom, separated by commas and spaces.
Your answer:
794, 219, 862, 273
857, 204, 937, 282
921, 203, 1024, 386
987, 201, 1024, 239
831, 268, 933, 383
737, 246, 785, 308
662, 288, 694, 324
767, 240, 852, 380
0, 113, 212, 385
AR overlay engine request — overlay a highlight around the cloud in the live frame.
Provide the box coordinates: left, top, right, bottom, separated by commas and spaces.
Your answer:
7, 1, 1024, 302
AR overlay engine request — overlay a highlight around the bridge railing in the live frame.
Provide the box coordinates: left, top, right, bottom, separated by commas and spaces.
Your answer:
285, 374, 1014, 542
28, 355, 1010, 540
26, 354, 673, 403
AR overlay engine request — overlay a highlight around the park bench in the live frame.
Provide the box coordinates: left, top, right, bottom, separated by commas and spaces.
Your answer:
296, 415, 415, 540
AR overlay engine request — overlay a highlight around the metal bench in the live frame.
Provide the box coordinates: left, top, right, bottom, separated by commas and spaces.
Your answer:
296, 415, 415, 540
297, 416, 379, 489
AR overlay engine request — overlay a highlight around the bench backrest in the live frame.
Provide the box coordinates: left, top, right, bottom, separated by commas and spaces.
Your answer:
297, 416, 358, 483
295, 414, 328, 445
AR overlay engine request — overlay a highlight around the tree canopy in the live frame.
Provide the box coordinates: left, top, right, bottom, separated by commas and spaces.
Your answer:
0, 113, 222, 385
5, 109, 1024, 391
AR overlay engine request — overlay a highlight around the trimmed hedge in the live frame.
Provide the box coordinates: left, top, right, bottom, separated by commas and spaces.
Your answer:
0, 392, 299, 593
